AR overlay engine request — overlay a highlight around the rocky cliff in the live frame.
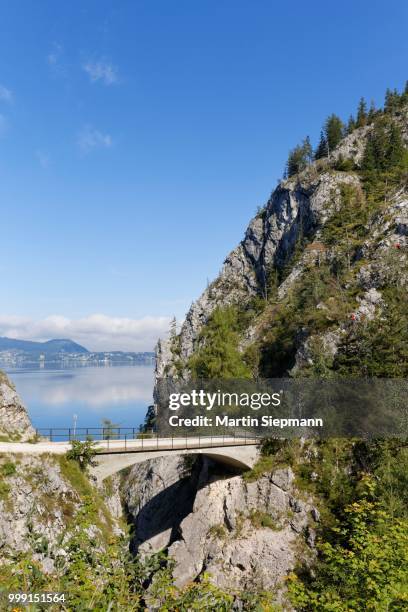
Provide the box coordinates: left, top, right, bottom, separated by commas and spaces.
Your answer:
0, 370, 36, 441
147, 93, 408, 606
123, 454, 317, 602
156, 102, 408, 379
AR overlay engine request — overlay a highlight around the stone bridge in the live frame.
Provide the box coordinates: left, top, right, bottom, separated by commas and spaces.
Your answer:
0, 436, 259, 482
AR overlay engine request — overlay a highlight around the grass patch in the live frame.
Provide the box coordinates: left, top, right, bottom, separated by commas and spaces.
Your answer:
249, 510, 282, 530
208, 524, 227, 539
1, 461, 17, 477
57, 455, 114, 542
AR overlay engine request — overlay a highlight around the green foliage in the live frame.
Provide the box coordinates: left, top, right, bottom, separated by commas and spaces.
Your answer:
334, 287, 408, 377
258, 262, 354, 377
188, 306, 252, 378
322, 184, 368, 250
140, 404, 156, 433
314, 130, 328, 160
362, 116, 408, 200
208, 523, 228, 538
1, 461, 17, 476
346, 114, 356, 134
288, 477, 408, 611
324, 114, 345, 153
286, 136, 313, 177
66, 438, 98, 472
249, 509, 282, 530
333, 155, 356, 172
356, 97, 367, 127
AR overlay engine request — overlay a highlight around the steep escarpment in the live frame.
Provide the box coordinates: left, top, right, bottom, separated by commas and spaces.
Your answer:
0, 370, 36, 441
148, 87, 408, 609
157, 93, 408, 380
123, 454, 317, 602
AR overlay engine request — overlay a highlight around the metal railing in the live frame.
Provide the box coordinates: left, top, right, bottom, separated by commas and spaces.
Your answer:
35, 426, 141, 442
34, 427, 260, 453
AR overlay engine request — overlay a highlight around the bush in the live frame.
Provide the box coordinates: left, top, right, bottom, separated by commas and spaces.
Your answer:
66, 438, 98, 472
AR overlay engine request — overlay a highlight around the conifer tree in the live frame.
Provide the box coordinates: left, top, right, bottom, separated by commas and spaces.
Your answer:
347, 115, 356, 134
356, 97, 367, 127
324, 114, 345, 152
314, 130, 328, 159
286, 137, 313, 177
367, 100, 377, 122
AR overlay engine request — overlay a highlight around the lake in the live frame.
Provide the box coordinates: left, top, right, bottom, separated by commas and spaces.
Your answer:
5, 365, 155, 435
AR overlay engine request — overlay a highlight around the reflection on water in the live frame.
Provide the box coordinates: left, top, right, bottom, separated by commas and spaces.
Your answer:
5, 365, 154, 430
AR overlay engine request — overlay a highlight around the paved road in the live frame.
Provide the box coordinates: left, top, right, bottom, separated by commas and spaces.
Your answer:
0, 436, 258, 455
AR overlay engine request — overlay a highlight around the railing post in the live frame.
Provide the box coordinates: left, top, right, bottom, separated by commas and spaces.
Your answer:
125, 434, 127, 451
141, 434, 144, 449
49, 429, 52, 442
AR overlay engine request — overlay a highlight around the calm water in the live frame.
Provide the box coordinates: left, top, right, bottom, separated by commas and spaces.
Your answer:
5, 365, 154, 433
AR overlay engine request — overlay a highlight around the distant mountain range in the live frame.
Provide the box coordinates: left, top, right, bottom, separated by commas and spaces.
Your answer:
0, 337, 88, 356
0, 337, 155, 367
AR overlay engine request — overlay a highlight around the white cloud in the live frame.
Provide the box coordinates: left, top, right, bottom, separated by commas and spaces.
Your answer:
0, 313, 171, 352
77, 125, 112, 153
0, 85, 13, 103
83, 60, 118, 85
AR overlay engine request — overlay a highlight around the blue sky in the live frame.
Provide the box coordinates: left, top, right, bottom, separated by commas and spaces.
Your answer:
0, 0, 407, 350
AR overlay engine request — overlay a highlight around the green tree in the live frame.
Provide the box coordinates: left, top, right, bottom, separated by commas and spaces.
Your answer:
334, 288, 408, 377
188, 306, 251, 378
289, 477, 408, 611
66, 438, 98, 472
286, 137, 313, 177
314, 130, 328, 160
141, 405, 156, 433
346, 115, 356, 134
384, 87, 400, 114
356, 97, 367, 127
324, 114, 344, 153
367, 99, 377, 122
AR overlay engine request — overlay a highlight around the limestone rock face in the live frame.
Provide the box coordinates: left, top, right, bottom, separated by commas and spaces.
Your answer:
156, 170, 361, 377
124, 456, 315, 594
0, 370, 36, 441
0, 455, 78, 573
0, 454, 122, 575
123, 455, 200, 555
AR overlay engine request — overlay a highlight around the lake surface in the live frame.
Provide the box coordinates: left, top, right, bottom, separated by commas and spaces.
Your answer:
5, 365, 154, 433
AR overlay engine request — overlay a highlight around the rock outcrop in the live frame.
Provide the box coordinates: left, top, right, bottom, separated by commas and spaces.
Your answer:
124, 456, 316, 595
156, 168, 361, 376
0, 370, 36, 441
156, 112, 408, 379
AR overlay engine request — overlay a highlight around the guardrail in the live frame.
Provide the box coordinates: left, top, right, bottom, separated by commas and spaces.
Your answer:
34, 428, 260, 453
35, 426, 141, 442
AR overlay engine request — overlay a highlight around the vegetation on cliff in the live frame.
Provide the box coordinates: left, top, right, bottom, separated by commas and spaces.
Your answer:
163, 82, 408, 609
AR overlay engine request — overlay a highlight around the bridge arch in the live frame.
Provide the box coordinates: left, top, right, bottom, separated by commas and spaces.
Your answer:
91, 445, 258, 482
